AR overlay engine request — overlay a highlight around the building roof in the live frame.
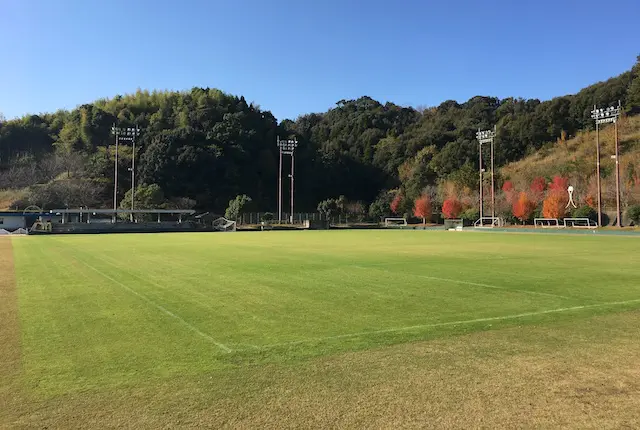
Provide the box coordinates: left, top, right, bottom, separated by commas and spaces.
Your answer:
48, 209, 196, 215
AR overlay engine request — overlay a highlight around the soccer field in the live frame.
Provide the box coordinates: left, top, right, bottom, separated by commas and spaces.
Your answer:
2, 230, 640, 427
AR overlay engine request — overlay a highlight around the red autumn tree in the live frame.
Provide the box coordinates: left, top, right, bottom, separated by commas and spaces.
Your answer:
442, 197, 463, 219
584, 177, 599, 209
502, 180, 515, 203
390, 193, 403, 214
549, 175, 569, 192
512, 191, 536, 223
542, 191, 567, 219
413, 195, 432, 225
530, 177, 546, 203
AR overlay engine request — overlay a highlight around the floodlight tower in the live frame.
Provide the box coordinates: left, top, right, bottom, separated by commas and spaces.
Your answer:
276, 136, 298, 223
477, 126, 497, 223
111, 125, 141, 222
591, 101, 621, 227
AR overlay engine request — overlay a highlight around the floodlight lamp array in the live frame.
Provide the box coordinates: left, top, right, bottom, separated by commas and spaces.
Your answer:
278, 139, 298, 155
591, 104, 621, 124
476, 129, 496, 144
111, 126, 141, 141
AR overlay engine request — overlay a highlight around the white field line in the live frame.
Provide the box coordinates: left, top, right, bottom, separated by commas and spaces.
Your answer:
351, 265, 573, 300
73, 255, 232, 353
256, 298, 640, 350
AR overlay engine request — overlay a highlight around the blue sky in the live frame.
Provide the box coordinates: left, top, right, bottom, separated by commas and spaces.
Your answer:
1, 0, 638, 122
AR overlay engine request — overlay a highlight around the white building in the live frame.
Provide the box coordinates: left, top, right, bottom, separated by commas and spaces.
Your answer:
0, 213, 28, 231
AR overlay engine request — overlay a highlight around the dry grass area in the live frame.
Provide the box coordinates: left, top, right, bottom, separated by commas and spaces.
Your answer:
0, 189, 27, 211
502, 115, 640, 193
1, 235, 639, 430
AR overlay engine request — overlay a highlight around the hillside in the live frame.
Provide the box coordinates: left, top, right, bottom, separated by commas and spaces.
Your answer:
1, 56, 639, 215
500, 115, 640, 214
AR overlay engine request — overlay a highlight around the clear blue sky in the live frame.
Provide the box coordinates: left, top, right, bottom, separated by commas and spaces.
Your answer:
1, 0, 638, 122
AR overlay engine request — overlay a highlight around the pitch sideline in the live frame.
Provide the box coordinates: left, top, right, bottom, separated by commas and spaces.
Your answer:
257, 297, 640, 350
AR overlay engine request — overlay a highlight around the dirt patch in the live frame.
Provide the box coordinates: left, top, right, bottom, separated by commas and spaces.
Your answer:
0, 238, 21, 423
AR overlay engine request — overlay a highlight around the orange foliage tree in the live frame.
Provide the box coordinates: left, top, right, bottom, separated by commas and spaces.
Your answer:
413, 195, 432, 224
512, 191, 536, 223
542, 191, 567, 219
442, 197, 463, 219
390, 193, 402, 214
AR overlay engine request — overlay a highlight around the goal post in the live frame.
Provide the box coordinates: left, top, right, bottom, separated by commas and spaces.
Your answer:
473, 217, 504, 228
384, 217, 407, 227
444, 219, 463, 230
534, 218, 561, 228
563, 217, 598, 229
212, 217, 237, 232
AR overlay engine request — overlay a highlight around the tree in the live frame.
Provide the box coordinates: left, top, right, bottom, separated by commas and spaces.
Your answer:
542, 191, 567, 219
502, 180, 515, 204
442, 197, 462, 219
390, 192, 403, 214
512, 191, 536, 223
530, 177, 546, 203
548, 175, 569, 192
225, 194, 252, 221
413, 195, 432, 224
368, 190, 393, 221
317, 198, 338, 220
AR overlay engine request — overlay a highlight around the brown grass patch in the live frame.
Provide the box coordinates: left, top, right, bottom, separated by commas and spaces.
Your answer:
2, 306, 640, 429
0, 238, 21, 424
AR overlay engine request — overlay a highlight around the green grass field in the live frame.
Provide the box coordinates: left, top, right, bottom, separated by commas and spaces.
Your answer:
3, 230, 640, 428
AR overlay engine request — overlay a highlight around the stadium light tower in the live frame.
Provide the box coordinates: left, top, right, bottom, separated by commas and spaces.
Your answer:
111, 125, 141, 222
591, 101, 621, 227
477, 126, 497, 224
276, 136, 298, 223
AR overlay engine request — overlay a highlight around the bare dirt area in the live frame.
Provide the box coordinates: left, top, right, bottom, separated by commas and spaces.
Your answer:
2, 306, 640, 429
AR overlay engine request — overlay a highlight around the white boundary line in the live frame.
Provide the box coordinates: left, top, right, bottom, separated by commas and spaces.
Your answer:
257, 298, 640, 350
413, 274, 573, 300
73, 255, 232, 353
352, 265, 573, 300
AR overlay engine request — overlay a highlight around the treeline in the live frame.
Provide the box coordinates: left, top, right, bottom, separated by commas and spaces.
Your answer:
0, 56, 638, 214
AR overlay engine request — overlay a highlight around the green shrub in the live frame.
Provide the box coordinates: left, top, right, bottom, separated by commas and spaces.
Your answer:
460, 208, 479, 222
572, 206, 598, 222
627, 205, 640, 225
261, 212, 274, 223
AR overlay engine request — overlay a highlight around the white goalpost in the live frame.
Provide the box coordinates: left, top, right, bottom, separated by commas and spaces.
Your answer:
563, 217, 598, 229
444, 219, 463, 231
212, 217, 237, 232
534, 218, 561, 228
384, 217, 407, 227
473, 217, 503, 228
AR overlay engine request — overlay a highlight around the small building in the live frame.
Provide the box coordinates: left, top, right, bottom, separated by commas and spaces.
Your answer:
0, 212, 28, 231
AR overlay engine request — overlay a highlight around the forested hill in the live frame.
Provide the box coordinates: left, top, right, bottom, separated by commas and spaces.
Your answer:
1, 56, 639, 214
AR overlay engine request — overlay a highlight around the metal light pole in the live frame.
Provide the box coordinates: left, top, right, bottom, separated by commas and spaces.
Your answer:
277, 137, 283, 223
290, 151, 295, 224
591, 102, 621, 227
477, 127, 496, 225
111, 125, 141, 223
276, 137, 297, 224
111, 125, 119, 223
479, 140, 483, 221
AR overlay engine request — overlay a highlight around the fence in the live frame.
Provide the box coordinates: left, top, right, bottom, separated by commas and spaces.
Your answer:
237, 213, 372, 225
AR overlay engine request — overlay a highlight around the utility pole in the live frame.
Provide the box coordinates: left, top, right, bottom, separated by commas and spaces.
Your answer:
591, 102, 621, 227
